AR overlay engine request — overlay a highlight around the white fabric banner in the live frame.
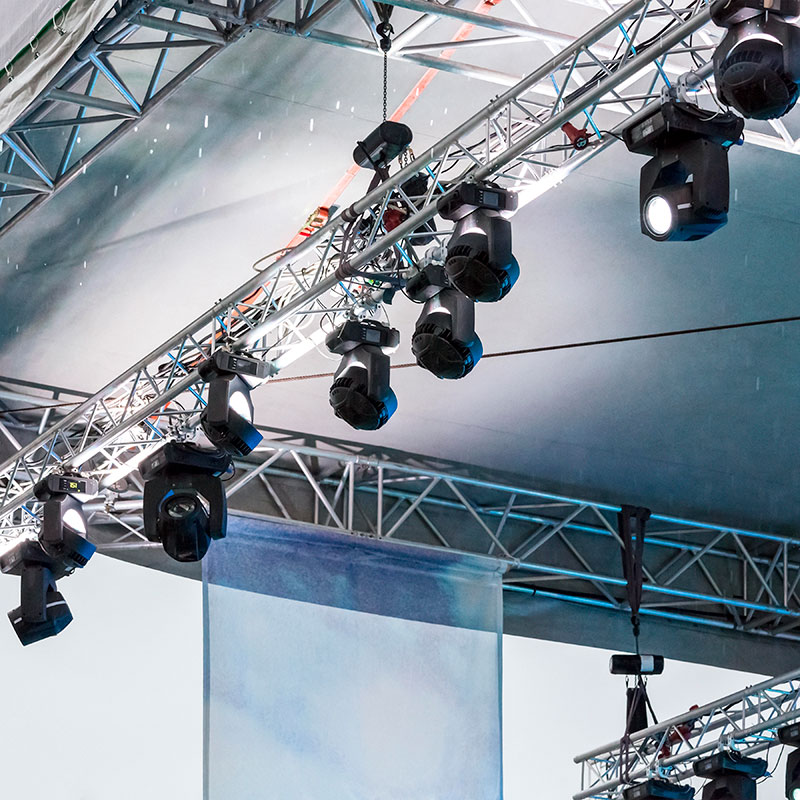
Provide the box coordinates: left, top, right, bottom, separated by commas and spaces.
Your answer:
0, 0, 117, 134
203, 513, 505, 800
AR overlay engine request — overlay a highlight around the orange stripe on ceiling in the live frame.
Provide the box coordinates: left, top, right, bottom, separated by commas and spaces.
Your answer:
283, 0, 504, 249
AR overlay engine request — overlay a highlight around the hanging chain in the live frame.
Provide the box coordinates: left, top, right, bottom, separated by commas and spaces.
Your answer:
383, 51, 388, 122
377, 18, 392, 123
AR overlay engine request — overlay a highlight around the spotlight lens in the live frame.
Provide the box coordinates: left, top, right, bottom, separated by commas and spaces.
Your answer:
62, 506, 87, 535
165, 495, 199, 520
644, 195, 674, 236
229, 389, 253, 422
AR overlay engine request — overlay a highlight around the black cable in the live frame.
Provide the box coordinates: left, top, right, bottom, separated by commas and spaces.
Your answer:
481, 313, 800, 360
267, 313, 800, 384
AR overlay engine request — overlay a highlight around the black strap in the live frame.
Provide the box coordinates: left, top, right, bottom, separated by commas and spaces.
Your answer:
618, 504, 650, 651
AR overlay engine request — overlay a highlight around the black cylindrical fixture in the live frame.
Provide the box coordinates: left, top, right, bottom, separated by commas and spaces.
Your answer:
610, 654, 665, 675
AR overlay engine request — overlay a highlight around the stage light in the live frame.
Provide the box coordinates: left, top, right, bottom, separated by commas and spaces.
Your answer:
437, 184, 519, 302
712, 0, 800, 120
406, 264, 483, 379
623, 779, 694, 800
33, 473, 98, 550
199, 350, 268, 457
694, 752, 766, 800
141, 442, 231, 563
1, 529, 95, 646
778, 723, 800, 800
326, 319, 400, 430
353, 121, 413, 170
624, 99, 744, 242
786, 749, 800, 800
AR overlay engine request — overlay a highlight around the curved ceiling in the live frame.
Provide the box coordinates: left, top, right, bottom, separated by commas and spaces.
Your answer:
1, 3, 799, 534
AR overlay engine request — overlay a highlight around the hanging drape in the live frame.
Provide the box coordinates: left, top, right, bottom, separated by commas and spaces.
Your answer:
203, 512, 505, 800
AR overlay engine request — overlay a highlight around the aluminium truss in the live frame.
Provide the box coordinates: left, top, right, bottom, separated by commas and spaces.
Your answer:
0, 0, 283, 238
573, 667, 800, 798
0, 0, 720, 539
2, 0, 800, 240
3, 373, 800, 643
5, 2, 800, 644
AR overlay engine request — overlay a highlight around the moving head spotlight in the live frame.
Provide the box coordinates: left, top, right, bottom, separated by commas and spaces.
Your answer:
34, 473, 98, 547
623, 780, 694, 800
1, 532, 95, 646
438, 184, 518, 303
778, 724, 800, 800
141, 442, 231, 563
624, 100, 743, 242
694, 752, 767, 800
326, 319, 399, 430
712, 0, 800, 120
200, 350, 268, 457
406, 264, 483, 379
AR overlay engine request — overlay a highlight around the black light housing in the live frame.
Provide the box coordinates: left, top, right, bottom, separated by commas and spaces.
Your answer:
778, 724, 800, 800
438, 184, 519, 303
694, 751, 766, 800
407, 264, 483, 379
610, 653, 665, 675
712, 0, 800, 120
326, 319, 399, 430
199, 350, 268, 457
624, 100, 744, 242
141, 442, 231, 563
353, 121, 413, 170
34, 473, 98, 547
786, 749, 800, 800
1, 532, 95, 646
694, 752, 768, 780
623, 779, 694, 800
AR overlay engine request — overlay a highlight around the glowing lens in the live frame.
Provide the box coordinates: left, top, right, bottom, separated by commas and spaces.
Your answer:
62, 507, 87, 535
644, 194, 674, 236
229, 389, 253, 422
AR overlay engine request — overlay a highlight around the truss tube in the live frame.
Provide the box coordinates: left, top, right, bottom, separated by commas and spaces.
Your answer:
0, 41, 222, 237
474, 5, 714, 180
573, 666, 800, 764
0, 2, 721, 531
506, 585, 800, 641
378, 0, 619, 53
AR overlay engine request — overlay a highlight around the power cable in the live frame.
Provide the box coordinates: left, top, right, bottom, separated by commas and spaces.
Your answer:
267, 312, 800, 383
4, 313, 799, 414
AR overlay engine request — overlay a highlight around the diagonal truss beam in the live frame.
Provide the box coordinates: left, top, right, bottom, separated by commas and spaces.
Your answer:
573, 668, 800, 798
2, 0, 800, 238
2, 372, 800, 645
0, 1, 729, 532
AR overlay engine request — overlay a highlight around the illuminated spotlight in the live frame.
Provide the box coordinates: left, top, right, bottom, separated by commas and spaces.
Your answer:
406, 264, 483, 379
326, 319, 400, 430
712, 0, 800, 120
777, 722, 800, 800
624, 99, 744, 242
623, 779, 694, 800
693, 752, 767, 800
0, 534, 96, 647
437, 184, 519, 303
141, 442, 231, 563
199, 351, 269, 457
34, 473, 98, 547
